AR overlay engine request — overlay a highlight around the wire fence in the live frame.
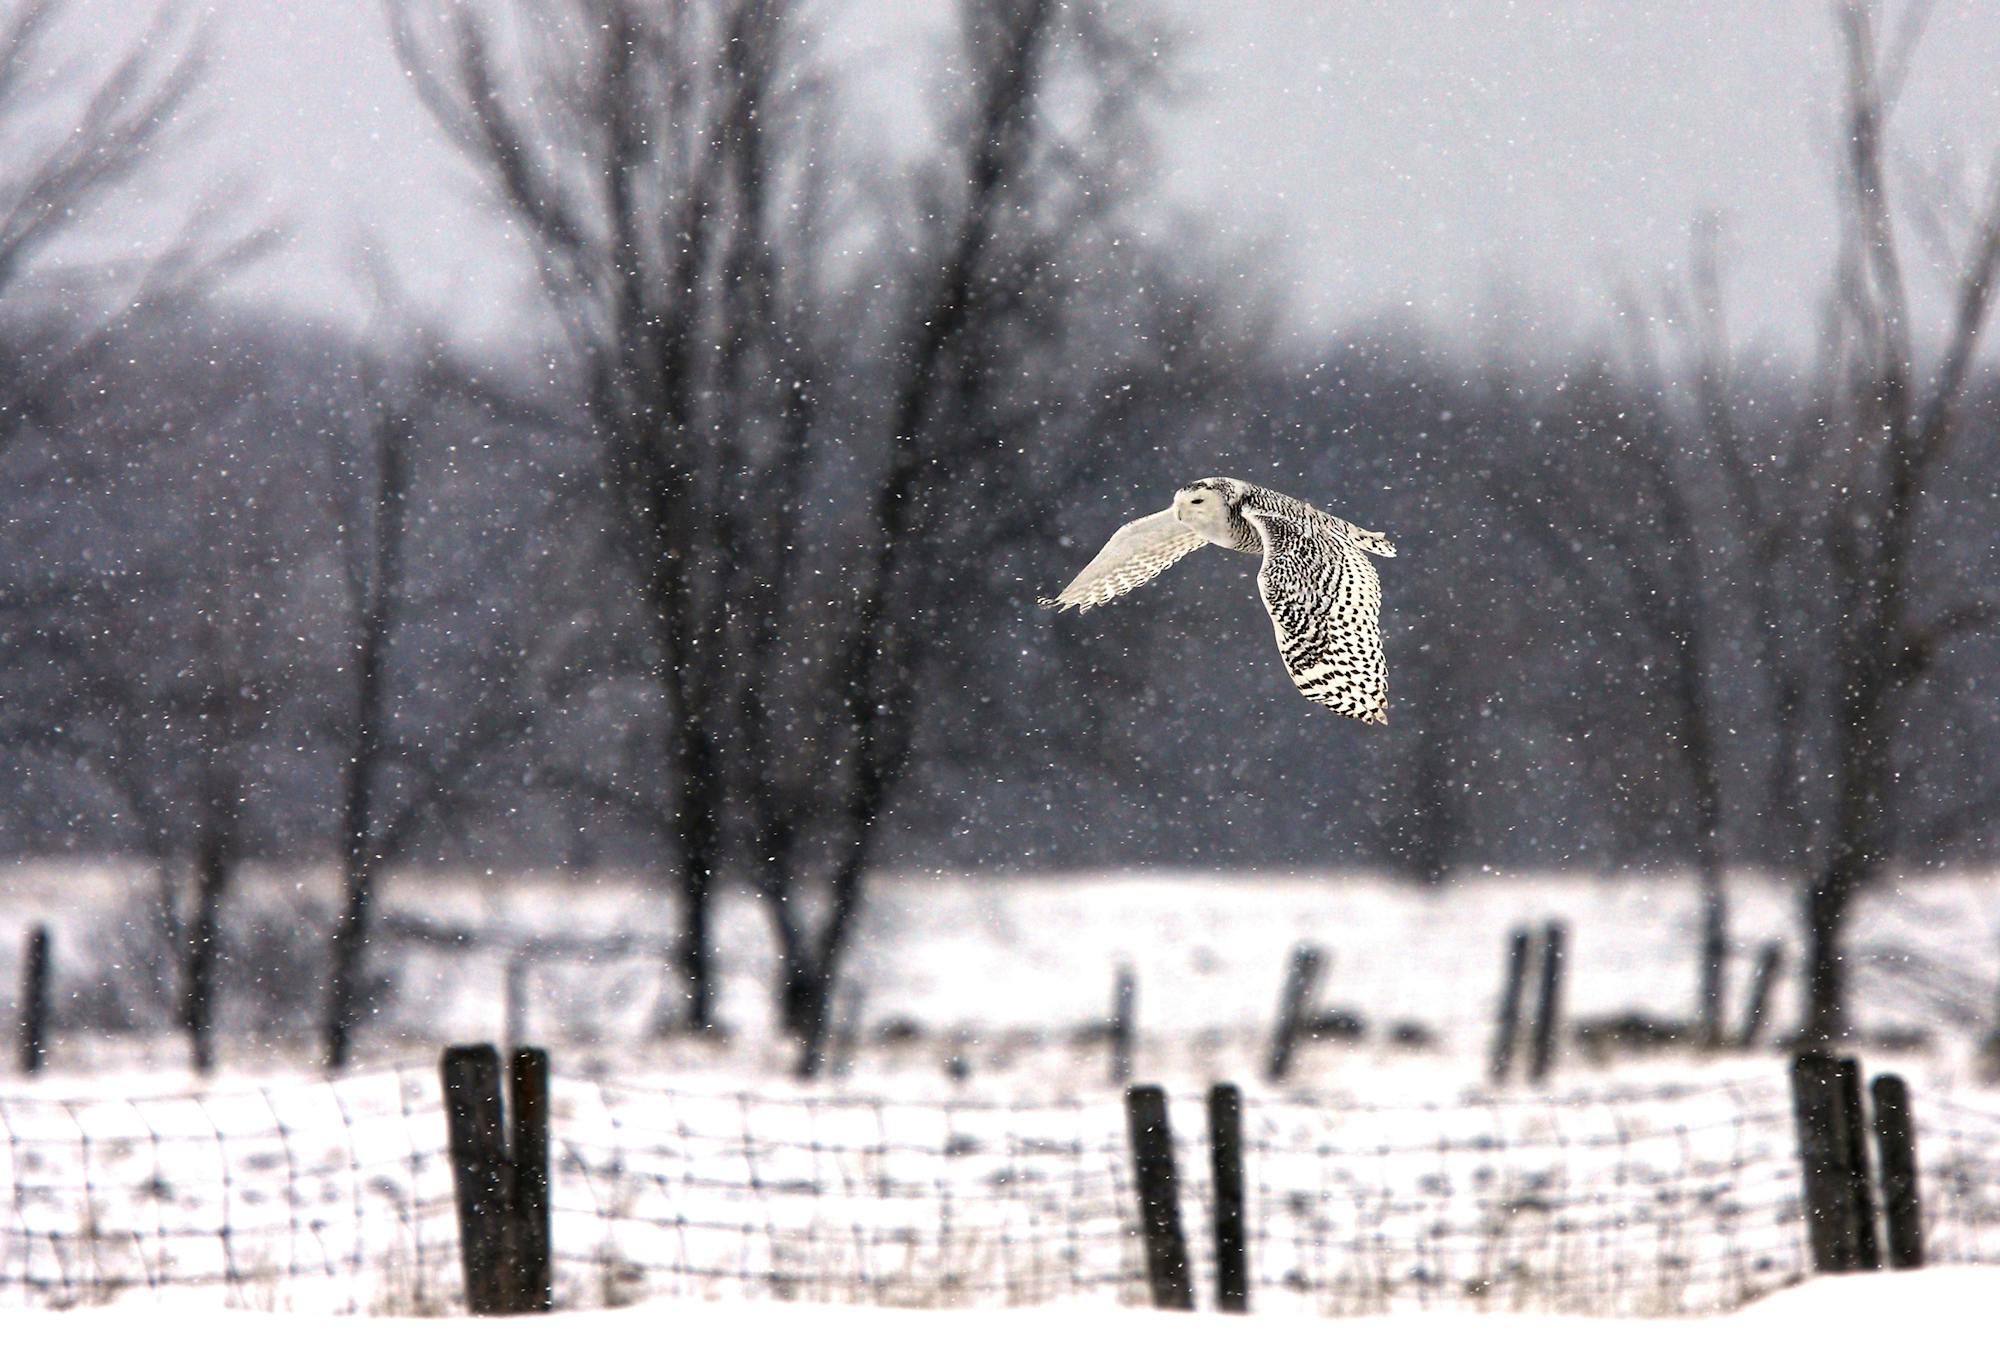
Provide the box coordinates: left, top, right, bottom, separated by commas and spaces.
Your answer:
3, 1063, 1998, 1315
0, 1062, 459, 1312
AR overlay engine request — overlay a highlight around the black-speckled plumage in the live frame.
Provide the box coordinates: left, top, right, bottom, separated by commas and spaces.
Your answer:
1042, 476, 1396, 723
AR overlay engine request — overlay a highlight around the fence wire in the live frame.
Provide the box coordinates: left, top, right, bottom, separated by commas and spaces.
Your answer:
4, 1065, 1999, 1315
0, 1063, 459, 1312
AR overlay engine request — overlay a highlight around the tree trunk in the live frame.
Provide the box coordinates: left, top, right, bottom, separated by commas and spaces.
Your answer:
184, 795, 229, 1075
1695, 853, 1729, 1049
325, 862, 373, 1071
1800, 866, 1856, 1044
674, 861, 717, 1035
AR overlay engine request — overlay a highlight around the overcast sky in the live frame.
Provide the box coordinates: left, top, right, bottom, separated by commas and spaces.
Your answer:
67, 1, 2000, 358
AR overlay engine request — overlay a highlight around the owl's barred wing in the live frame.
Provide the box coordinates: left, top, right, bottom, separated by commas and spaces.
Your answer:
1039, 507, 1206, 613
1242, 504, 1389, 724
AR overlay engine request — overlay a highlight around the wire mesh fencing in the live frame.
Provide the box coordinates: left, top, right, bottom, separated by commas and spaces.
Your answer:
5, 1061, 2000, 1315
550, 1082, 1148, 1309
0, 1062, 460, 1312
1227, 1078, 1808, 1315
1913, 1090, 2000, 1267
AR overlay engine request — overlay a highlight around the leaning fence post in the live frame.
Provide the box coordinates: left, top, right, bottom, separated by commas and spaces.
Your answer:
1265, 943, 1326, 1085
1735, 942, 1785, 1049
1789, 1051, 1862, 1272
1488, 926, 1533, 1084
1527, 921, 1567, 1084
509, 1047, 553, 1311
1110, 965, 1136, 1086
1207, 1083, 1248, 1312
1869, 1073, 1924, 1270
443, 1044, 511, 1313
1124, 1084, 1193, 1310
1836, 1057, 1882, 1271
20, 924, 50, 1075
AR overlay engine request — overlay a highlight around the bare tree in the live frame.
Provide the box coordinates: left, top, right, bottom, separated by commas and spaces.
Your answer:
319, 341, 545, 1069
390, 0, 811, 1032
0, 1, 277, 1072
393, 0, 1215, 1068
1534, 2, 2000, 1043
1777, 1, 2000, 1040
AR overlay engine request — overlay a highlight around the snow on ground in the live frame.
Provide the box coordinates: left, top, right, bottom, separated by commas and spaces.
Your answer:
2, 860, 1996, 1096
4, 862, 1997, 1319
1, 1266, 1992, 1367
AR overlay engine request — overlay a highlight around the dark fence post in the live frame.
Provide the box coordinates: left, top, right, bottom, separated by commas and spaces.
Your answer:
1264, 943, 1326, 1085
1789, 1051, 1862, 1272
503, 954, 528, 1055
1527, 921, 1567, 1084
1207, 1083, 1248, 1312
1836, 1057, 1882, 1271
1110, 965, 1136, 1086
443, 1042, 556, 1315
509, 1047, 553, 1311
20, 924, 50, 1075
443, 1044, 510, 1313
1735, 942, 1785, 1049
1869, 1074, 1924, 1270
1488, 926, 1532, 1084
1124, 1084, 1193, 1310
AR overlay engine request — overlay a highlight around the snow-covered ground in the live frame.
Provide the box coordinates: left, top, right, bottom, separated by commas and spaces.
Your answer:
3, 862, 1997, 1318
3, 1266, 1994, 1366
3, 860, 1996, 1092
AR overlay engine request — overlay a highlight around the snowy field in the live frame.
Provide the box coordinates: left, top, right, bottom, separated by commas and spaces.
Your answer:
3, 862, 1999, 1318
2, 860, 1996, 1091
3, 1266, 1996, 1366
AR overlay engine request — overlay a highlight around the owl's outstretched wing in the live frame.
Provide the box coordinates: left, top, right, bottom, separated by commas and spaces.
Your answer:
1039, 508, 1206, 613
1242, 502, 1389, 723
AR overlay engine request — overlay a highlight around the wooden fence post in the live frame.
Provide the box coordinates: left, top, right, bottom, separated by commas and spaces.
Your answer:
1836, 1057, 1882, 1271
503, 954, 528, 1055
1264, 943, 1326, 1085
1789, 1051, 1862, 1272
1111, 965, 1136, 1086
1869, 1074, 1924, 1270
1207, 1083, 1248, 1312
443, 1044, 511, 1313
509, 1047, 553, 1311
20, 924, 49, 1075
443, 1042, 555, 1314
1124, 1084, 1193, 1310
1735, 942, 1785, 1049
1488, 926, 1532, 1084
1527, 921, 1567, 1084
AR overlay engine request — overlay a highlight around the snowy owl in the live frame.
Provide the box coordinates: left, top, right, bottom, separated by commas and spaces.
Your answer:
1040, 478, 1397, 723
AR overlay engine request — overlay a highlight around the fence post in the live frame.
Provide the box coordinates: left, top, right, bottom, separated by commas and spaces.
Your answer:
1264, 943, 1326, 1085
1836, 1057, 1882, 1271
20, 924, 49, 1075
1527, 921, 1567, 1084
1789, 1051, 1862, 1272
1735, 942, 1785, 1049
1869, 1074, 1924, 1270
503, 954, 528, 1056
1488, 926, 1532, 1084
509, 1047, 553, 1311
1110, 965, 1136, 1086
1207, 1083, 1248, 1312
443, 1044, 512, 1313
1124, 1084, 1193, 1310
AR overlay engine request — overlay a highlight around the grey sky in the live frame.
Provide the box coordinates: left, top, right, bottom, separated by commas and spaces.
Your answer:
83, 1, 2000, 358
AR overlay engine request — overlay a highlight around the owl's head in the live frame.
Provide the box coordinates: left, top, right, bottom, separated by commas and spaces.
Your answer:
1173, 477, 1243, 545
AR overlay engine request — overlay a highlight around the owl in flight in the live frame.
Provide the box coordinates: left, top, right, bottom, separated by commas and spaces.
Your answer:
1041, 478, 1396, 723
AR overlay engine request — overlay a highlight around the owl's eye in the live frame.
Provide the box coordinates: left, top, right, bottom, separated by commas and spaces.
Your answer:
1190, 496, 1205, 504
